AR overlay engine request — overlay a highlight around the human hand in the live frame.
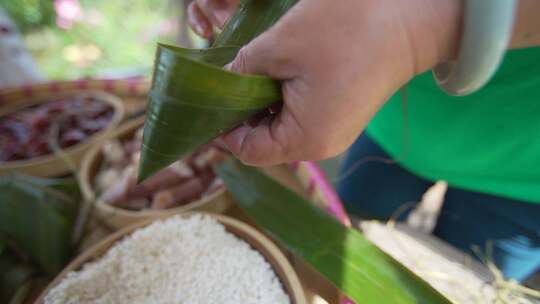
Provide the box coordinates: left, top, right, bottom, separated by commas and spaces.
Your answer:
187, 0, 239, 39
190, 0, 462, 166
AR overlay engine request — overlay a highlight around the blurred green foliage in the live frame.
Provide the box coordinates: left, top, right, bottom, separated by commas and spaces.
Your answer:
1, 0, 55, 32
2, 0, 182, 79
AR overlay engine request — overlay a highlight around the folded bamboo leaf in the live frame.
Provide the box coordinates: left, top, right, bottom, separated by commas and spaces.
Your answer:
138, 45, 280, 180
139, 0, 298, 180
216, 159, 452, 304
0, 175, 79, 275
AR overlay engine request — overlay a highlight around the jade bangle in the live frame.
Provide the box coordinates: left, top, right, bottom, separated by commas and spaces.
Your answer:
433, 0, 518, 96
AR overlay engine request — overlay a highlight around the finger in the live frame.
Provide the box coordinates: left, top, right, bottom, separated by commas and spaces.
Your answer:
187, 2, 213, 38
222, 108, 302, 166
224, 30, 298, 80
220, 5, 304, 165
211, 137, 228, 151
196, 0, 237, 29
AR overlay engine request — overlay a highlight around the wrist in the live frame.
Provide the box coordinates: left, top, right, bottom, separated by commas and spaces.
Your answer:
400, 0, 463, 75
510, 0, 540, 48
432, 0, 463, 64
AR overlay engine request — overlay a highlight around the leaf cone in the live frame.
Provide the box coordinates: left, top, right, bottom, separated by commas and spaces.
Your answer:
138, 45, 280, 180
138, 0, 296, 181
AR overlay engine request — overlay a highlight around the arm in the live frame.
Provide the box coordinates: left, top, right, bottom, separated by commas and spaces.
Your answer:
511, 0, 540, 48
188, 0, 540, 166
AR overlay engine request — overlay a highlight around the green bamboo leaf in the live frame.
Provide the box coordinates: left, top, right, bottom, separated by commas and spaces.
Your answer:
138, 0, 299, 180
0, 175, 79, 275
216, 159, 452, 304
8, 280, 32, 304
13, 174, 81, 203
0, 250, 35, 304
213, 0, 297, 47
138, 44, 280, 180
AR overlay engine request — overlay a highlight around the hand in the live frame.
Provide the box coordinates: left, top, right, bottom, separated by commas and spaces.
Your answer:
187, 0, 239, 39
190, 0, 462, 166
223, 0, 462, 166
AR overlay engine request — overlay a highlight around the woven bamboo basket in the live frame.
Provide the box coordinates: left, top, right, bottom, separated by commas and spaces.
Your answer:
0, 90, 124, 177
80, 116, 234, 230
4, 79, 349, 303
34, 213, 306, 304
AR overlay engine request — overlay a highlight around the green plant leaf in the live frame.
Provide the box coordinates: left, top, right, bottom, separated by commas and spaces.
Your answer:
0, 175, 79, 275
138, 45, 280, 181
8, 280, 32, 304
213, 0, 297, 47
138, 0, 298, 181
216, 159, 452, 304
0, 249, 35, 304
0, 237, 5, 255
6, 174, 81, 208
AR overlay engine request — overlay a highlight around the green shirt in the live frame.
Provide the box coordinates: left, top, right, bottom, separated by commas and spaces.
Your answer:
367, 47, 540, 203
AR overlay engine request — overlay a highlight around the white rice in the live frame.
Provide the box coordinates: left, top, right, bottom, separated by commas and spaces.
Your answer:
44, 215, 291, 304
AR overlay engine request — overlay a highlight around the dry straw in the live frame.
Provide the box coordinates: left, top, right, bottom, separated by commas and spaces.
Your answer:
377, 204, 540, 304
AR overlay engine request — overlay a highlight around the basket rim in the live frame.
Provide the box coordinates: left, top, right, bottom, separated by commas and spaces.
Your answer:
34, 212, 306, 304
80, 116, 228, 217
0, 90, 125, 168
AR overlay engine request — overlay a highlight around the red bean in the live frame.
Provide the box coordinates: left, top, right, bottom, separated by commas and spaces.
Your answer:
60, 129, 87, 148
0, 96, 114, 162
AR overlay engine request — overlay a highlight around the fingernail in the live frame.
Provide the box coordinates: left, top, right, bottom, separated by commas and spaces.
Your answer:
212, 138, 228, 150
223, 125, 251, 153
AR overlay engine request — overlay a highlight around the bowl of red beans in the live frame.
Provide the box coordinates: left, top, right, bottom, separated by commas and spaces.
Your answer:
0, 91, 124, 177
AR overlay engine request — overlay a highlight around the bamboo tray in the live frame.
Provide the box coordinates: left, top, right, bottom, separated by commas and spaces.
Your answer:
80, 116, 234, 230
0, 78, 149, 106
0, 90, 124, 177
34, 213, 307, 304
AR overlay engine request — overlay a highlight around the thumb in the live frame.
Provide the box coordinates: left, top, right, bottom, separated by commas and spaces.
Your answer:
221, 34, 303, 165
224, 30, 297, 79
222, 108, 302, 166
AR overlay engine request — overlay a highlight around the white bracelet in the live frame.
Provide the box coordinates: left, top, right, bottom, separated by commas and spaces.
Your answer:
433, 0, 518, 96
